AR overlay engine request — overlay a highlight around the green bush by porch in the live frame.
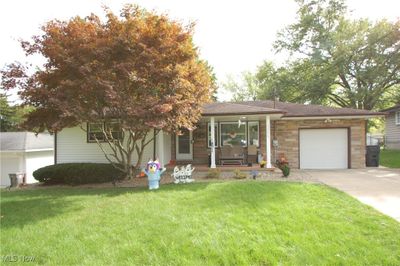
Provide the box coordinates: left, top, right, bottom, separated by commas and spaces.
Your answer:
1, 182, 399, 265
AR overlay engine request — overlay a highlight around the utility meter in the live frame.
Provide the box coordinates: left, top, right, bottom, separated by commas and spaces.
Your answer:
272, 139, 279, 147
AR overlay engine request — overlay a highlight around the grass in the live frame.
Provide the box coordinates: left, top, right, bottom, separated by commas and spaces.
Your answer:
380, 149, 400, 168
1, 181, 400, 265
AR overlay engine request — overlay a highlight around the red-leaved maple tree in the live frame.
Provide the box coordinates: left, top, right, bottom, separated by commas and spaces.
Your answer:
1, 5, 215, 178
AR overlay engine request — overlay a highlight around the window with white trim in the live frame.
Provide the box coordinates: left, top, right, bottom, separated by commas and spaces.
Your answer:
396, 111, 400, 125
207, 123, 219, 148
248, 121, 260, 147
87, 122, 122, 142
220, 122, 247, 147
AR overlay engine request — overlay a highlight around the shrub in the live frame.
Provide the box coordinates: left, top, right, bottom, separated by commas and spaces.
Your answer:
233, 169, 247, 179
206, 168, 221, 179
281, 164, 290, 177
33, 163, 125, 185
276, 156, 290, 178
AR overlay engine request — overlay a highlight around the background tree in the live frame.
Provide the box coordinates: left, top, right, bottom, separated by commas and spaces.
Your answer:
0, 93, 33, 131
204, 62, 218, 101
222, 72, 259, 101
256, 59, 336, 105
1, 5, 214, 178
224, 60, 336, 105
273, 0, 400, 110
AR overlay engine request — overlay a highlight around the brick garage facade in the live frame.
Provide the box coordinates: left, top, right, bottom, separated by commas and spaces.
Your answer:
172, 118, 367, 169
273, 119, 366, 169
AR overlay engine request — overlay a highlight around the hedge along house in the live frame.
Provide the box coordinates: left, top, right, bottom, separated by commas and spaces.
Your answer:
55, 100, 385, 170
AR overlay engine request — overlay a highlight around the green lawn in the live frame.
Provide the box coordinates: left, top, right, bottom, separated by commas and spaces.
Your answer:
380, 149, 400, 168
1, 182, 399, 265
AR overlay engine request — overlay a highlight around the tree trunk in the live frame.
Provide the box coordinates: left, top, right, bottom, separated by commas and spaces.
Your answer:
126, 165, 134, 180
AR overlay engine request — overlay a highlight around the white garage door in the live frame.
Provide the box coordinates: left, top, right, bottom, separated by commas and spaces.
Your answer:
299, 128, 348, 169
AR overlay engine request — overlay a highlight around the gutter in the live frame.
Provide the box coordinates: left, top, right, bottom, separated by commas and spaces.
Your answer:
0, 148, 53, 153
202, 111, 285, 116
54, 131, 57, 164
280, 114, 386, 120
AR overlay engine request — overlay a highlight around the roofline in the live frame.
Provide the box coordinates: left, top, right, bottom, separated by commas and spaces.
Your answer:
201, 112, 384, 118
380, 105, 400, 112
201, 111, 285, 116
281, 114, 385, 120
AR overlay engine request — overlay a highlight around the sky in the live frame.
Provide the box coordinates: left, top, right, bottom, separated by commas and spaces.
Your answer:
0, 0, 399, 102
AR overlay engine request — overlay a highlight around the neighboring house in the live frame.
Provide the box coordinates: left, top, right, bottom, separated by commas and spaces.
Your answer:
0, 132, 54, 187
382, 104, 400, 150
55, 100, 384, 170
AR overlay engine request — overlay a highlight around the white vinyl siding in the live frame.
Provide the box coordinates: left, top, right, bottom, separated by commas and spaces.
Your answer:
154, 131, 171, 166
385, 110, 400, 149
56, 124, 154, 167
25, 151, 54, 183
0, 150, 53, 187
0, 153, 23, 187
162, 131, 171, 165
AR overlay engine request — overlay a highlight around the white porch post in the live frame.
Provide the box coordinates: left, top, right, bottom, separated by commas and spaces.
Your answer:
157, 130, 164, 168
210, 117, 216, 168
266, 115, 272, 168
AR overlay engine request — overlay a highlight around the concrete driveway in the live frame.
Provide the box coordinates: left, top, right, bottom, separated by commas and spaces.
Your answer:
308, 168, 400, 222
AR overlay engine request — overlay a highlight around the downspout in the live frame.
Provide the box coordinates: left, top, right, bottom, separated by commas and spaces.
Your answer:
153, 129, 156, 160
273, 120, 277, 163
54, 131, 57, 164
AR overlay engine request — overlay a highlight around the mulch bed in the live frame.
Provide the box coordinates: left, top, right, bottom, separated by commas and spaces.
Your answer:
6, 169, 320, 191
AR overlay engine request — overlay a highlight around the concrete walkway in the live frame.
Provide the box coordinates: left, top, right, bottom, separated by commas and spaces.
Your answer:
307, 168, 400, 222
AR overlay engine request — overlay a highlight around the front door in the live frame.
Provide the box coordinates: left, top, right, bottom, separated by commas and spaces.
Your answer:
176, 129, 193, 160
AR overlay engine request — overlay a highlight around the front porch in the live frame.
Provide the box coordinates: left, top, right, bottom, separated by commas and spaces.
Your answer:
166, 163, 276, 172
159, 111, 284, 170
207, 114, 277, 169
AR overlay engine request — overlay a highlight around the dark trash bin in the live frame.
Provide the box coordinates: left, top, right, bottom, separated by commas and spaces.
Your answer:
17, 172, 26, 185
366, 145, 380, 167
9, 174, 18, 187
8, 173, 24, 188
